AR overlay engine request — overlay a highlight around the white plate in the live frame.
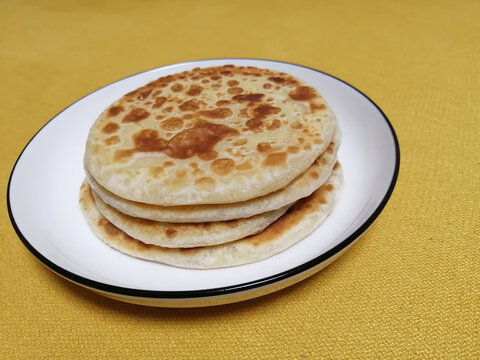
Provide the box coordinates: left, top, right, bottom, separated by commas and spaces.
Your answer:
8, 59, 399, 307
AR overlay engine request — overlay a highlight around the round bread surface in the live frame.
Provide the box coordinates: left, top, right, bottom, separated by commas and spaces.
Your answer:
84, 65, 337, 205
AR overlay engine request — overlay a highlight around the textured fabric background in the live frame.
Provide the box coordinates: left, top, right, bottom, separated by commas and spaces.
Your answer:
1, 0, 478, 358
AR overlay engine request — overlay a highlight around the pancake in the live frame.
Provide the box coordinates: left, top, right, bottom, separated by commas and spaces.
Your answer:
87, 129, 340, 222
84, 65, 337, 206
79, 163, 343, 269
90, 184, 290, 248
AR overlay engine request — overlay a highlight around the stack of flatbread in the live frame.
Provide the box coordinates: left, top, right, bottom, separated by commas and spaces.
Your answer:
79, 65, 343, 269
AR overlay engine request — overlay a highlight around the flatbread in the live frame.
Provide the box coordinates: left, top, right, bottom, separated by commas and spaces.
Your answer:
87, 129, 340, 222
84, 65, 337, 205
90, 185, 289, 248
79, 163, 343, 269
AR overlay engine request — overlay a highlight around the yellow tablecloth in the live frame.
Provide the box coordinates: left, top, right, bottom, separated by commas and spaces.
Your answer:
1, 0, 478, 358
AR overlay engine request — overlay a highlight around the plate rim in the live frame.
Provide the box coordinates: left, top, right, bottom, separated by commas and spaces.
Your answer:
7, 58, 400, 300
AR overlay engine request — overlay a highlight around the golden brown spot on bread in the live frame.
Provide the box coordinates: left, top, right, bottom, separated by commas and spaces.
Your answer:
233, 139, 247, 146
309, 171, 320, 180
245, 104, 282, 131
263, 152, 287, 167
122, 108, 150, 123
298, 137, 305, 143
149, 166, 164, 178
179, 247, 203, 255
194, 176, 216, 190
104, 136, 120, 146
228, 87, 244, 95
216, 100, 230, 106
314, 139, 323, 144
268, 76, 286, 84
288, 146, 300, 154
263, 83, 272, 89
140, 120, 239, 159
125, 89, 138, 98
186, 85, 203, 96
236, 161, 253, 170
179, 99, 204, 112
333, 162, 340, 171
210, 158, 235, 175
257, 142, 271, 152
133, 239, 155, 252
246, 118, 263, 130
232, 93, 264, 102
224, 218, 240, 228
291, 121, 303, 129
153, 96, 167, 109
102, 122, 120, 134
170, 83, 184, 92
266, 119, 281, 130
165, 228, 178, 238
98, 218, 122, 237
239, 108, 249, 118
156, 75, 175, 85
163, 161, 174, 167
80, 185, 94, 206
198, 150, 218, 161
227, 80, 239, 87
310, 103, 327, 110
160, 117, 184, 131
324, 183, 334, 192
114, 149, 136, 162
175, 170, 187, 181
164, 106, 174, 113
107, 106, 124, 117
137, 89, 152, 100
254, 104, 281, 119
326, 145, 334, 154
133, 129, 168, 152
289, 86, 317, 101
198, 108, 233, 119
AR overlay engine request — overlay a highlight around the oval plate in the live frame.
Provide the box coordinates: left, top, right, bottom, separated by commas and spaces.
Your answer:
8, 59, 399, 307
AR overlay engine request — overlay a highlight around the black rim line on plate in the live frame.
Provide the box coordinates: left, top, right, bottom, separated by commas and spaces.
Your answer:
7, 58, 400, 300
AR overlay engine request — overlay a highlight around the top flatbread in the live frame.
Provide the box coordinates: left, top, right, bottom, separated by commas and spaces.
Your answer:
84, 65, 337, 205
